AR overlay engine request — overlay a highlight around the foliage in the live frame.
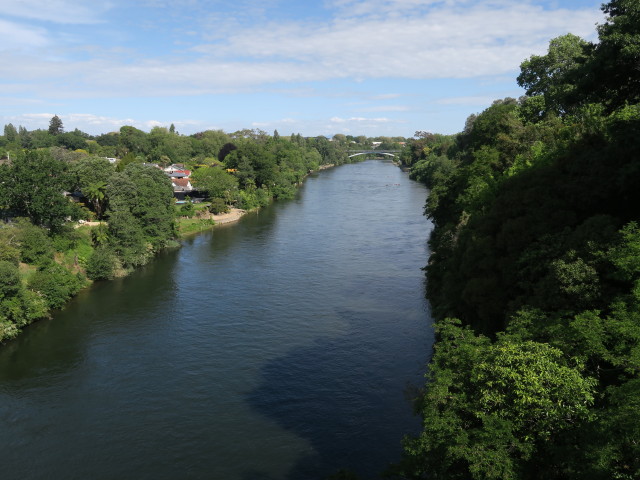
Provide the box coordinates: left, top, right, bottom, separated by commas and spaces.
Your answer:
1, 150, 79, 230
208, 198, 229, 215
400, 2, 640, 477
179, 200, 195, 217
399, 320, 595, 480
517, 34, 589, 116
48, 115, 64, 135
85, 246, 116, 281
105, 163, 175, 268
28, 263, 85, 309
191, 166, 238, 202
16, 220, 54, 265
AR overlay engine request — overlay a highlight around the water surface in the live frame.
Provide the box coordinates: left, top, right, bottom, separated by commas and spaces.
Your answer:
0, 160, 434, 479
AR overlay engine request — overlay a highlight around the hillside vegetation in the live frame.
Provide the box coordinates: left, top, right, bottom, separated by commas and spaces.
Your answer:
395, 1, 640, 478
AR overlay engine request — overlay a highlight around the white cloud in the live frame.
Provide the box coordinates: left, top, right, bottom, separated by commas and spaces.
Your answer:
1, 0, 111, 24
187, 1, 602, 85
0, 0, 605, 110
0, 112, 206, 135
0, 19, 49, 49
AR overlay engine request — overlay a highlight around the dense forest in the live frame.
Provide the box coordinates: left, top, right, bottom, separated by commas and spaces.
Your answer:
394, 1, 640, 478
0, 123, 403, 343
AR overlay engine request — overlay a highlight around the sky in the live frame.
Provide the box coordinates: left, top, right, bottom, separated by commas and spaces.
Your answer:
0, 0, 605, 138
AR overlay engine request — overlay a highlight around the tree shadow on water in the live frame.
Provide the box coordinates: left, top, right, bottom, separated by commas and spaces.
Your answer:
246, 309, 425, 480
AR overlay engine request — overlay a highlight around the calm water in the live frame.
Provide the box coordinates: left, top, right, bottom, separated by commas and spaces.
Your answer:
0, 160, 433, 479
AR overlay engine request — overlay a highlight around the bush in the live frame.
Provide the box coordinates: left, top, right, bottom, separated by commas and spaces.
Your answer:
28, 264, 85, 309
51, 226, 82, 252
0, 320, 19, 343
237, 186, 271, 210
0, 261, 21, 299
86, 246, 116, 281
180, 202, 195, 217
208, 198, 230, 215
0, 227, 21, 265
17, 221, 54, 265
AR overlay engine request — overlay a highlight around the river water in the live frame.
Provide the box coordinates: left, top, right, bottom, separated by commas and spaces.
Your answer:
0, 160, 433, 479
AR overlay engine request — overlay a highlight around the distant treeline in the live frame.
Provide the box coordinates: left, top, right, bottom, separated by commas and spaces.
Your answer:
0, 126, 402, 343
393, 1, 640, 478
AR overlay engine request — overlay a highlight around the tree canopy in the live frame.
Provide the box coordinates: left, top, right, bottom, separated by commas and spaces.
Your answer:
397, 1, 640, 477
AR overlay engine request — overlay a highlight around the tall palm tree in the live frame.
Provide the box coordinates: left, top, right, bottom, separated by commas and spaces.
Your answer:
84, 181, 108, 219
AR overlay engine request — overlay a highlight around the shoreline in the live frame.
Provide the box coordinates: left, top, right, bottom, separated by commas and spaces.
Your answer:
208, 207, 247, 226
177, 207, 248, 238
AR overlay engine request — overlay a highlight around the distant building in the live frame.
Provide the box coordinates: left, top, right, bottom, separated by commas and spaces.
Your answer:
171, 177, 194, 201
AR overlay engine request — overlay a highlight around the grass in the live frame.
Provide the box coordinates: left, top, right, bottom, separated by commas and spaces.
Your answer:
176, 217, 216, 237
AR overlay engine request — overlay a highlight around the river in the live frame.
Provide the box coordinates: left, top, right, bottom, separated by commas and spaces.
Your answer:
0, 159, 434, 479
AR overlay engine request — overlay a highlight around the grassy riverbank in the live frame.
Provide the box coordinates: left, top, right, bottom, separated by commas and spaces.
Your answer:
175, 205, 247, 237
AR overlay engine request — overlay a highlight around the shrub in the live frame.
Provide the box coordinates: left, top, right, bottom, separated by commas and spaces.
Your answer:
17, 221, 54, 265
180, 202, 195, 217
208, 198, 230, 215
86, 246, 116, 281
28, 264, 85, 309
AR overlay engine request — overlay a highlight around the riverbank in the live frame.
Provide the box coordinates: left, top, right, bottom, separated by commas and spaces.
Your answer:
208, 207, 247, 225
176, 207, 248, 237
0, 159, 432, 480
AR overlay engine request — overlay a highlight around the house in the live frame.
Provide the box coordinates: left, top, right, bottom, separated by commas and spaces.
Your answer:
164, 164, 191, 176
171, 177, 194, 201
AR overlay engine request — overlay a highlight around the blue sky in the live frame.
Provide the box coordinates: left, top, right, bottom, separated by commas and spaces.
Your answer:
1, 0, 604, 138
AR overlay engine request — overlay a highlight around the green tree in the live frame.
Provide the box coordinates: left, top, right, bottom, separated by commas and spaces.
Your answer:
118, 125, 149, 156
0, 260, 21, 300
3, 123, 18, 143
589, 0, 640, 110
84, 181, 108, 219
0, 260, 48, 341
48, 115, 64, 135
28, 263, 85, 309
3, 150, 78, 230
85, 246, 116, 281
0, 226, 21, 265
22, 129, 56, 149
17, 221, 54, 265
191, 166, 239, 203
208, 197, 229, 215
56, 130, 88, 150
517, 34, 589, 116
70, 156, 115, 218
105, 163, 175, 268
401, 319, 596, 480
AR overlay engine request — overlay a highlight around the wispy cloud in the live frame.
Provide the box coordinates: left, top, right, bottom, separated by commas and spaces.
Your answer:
0, 0, 605, 136
1, 112, 203, 134
0, 0, 603, 99
0, 19, 49, 48
1, 0, 112, 24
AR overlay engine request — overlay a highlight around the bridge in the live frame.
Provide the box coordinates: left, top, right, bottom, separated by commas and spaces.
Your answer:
347, 150, 400, 158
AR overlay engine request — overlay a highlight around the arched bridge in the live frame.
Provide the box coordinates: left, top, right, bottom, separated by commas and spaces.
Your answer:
348, 150, 400, 158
